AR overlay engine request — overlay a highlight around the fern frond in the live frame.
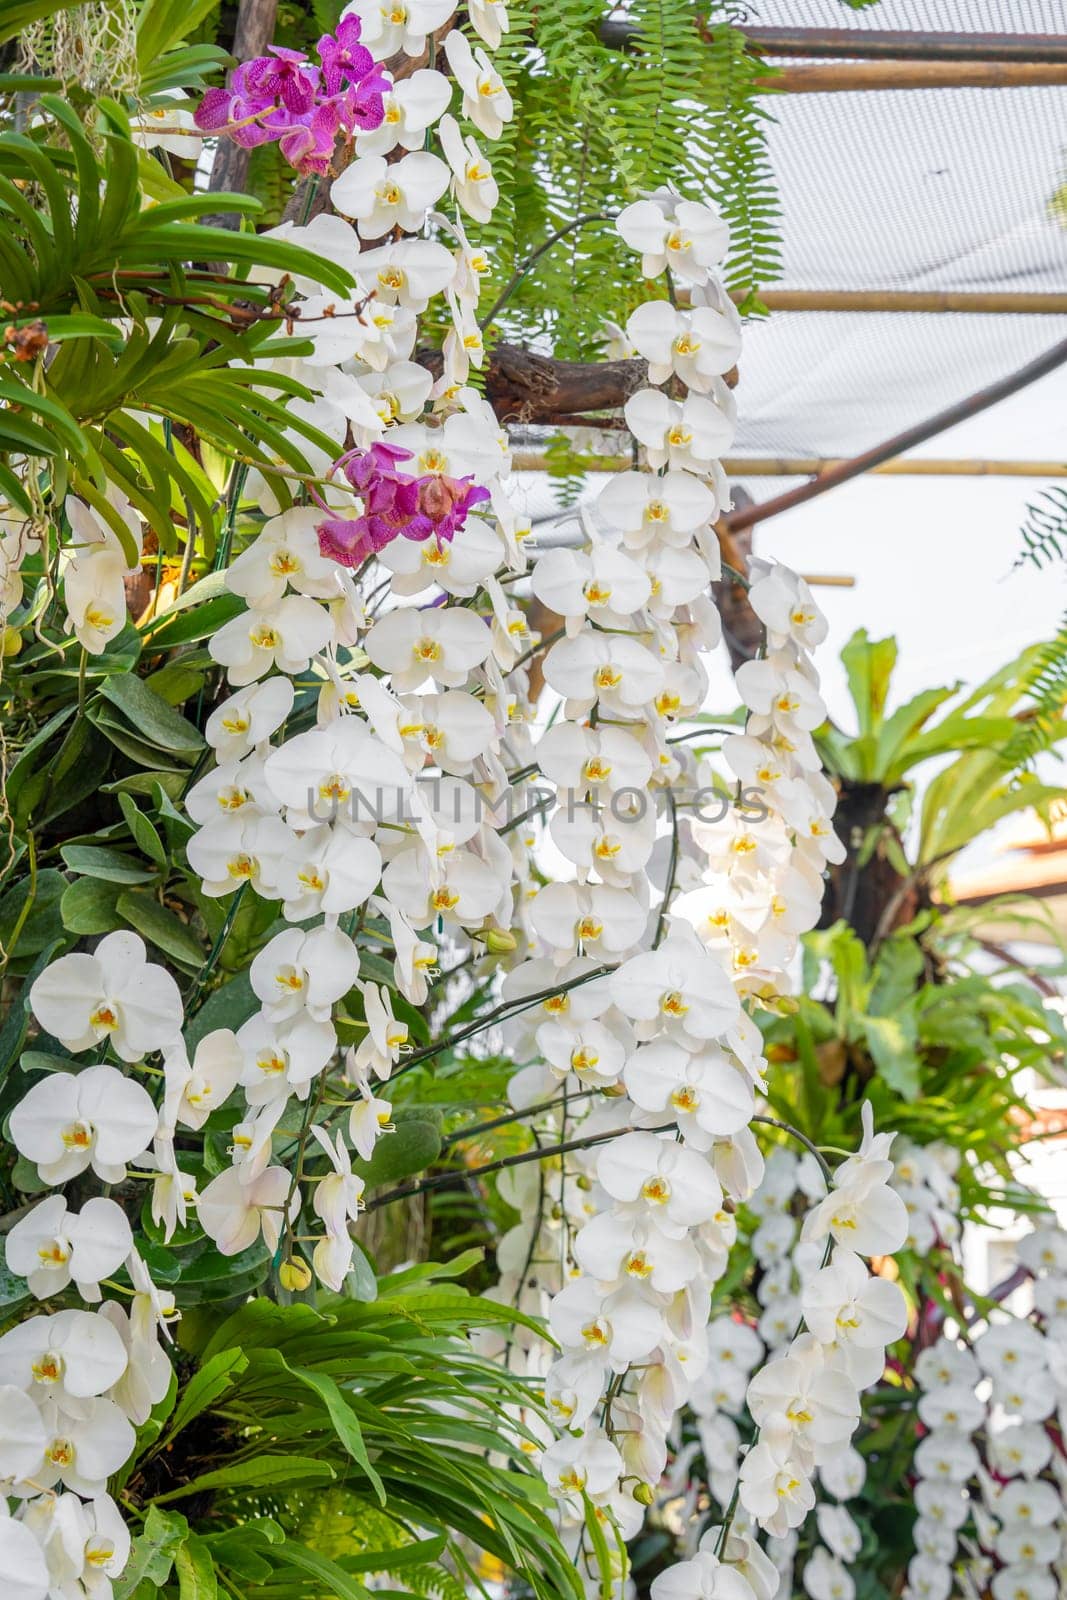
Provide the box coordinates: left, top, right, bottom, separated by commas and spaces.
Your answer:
1016, 486, 1067, 572
1002, 610, 1067, 769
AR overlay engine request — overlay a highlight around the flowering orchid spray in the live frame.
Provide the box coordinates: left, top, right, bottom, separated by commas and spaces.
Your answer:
0, 2, 919, 1594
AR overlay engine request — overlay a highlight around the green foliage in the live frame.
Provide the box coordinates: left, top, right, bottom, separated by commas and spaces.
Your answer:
1000, 609, 1067, 769
479, 1, 782, 354
117, 1269, 589, 1600
1017, 485, 1067, 571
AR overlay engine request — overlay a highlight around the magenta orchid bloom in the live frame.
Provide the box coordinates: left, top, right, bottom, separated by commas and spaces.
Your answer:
196, 17, 388, 173
244, 47, 318, 117
317, 14, 374, 95
316, 446, 493, 568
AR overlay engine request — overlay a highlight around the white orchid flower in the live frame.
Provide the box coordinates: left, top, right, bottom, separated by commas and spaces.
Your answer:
33, 1395, 135, 1497
540, 1426, 622, 1502
0, 1309, 128, 1403
348, 1080, 394, 1161
623, 1040, 753, 1142
310, 1126, 365, 1238
803, 1548, 855, 1600
529, 881, 647, 963
443, 29, 514, 140
185, 812, 296, 899
197, 1165, 299, 1257
801, 1248, 909, 1352
597, 468, 719, 550
626, 300, 742, 391
276, 822, 383, 921
737, 1427, 815, 1536
210, 593, 334, 686
625, 386, 735, 473
438, 114, 498, 222
250, 926, 360, 1023
530, 546, 651, 635
205, 678, 294, 761
543, 630, 664, 717
364, 605, 492, 692
382, 841, 502, 929
331, 150, 450, 239
237, 1011, 338, 1104
5, 1196, 133, 1302
11, 1064, 158, 1185
356, 238, 456, 312
382, 517, 501, 600
265, 718, 411, 830
344, 0, 457, 59
355, 68, 452, 156
358, 359, 434, 427
597, 1131, 724, 1237
574, 1211, 701, 1293
609, 935, 740, 1044
62, 493, 142, 654
616, 193, 729, 283
160, 1029, 243, 1134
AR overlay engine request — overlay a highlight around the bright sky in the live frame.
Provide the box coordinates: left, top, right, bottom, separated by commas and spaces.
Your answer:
718, 365, 1067, 721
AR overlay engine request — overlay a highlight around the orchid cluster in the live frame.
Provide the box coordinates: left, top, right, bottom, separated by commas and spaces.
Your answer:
0, 3, 915, 1593
908, 1223, 1067, 1600
194, 16, 390, 176
1, 941, 182, 1599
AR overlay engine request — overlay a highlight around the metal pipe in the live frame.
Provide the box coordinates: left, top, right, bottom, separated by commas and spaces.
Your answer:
724, 337, 1067, 534
740, 26, 1067, 65
597, 21, 1067, 65
760, 60, 1067, 91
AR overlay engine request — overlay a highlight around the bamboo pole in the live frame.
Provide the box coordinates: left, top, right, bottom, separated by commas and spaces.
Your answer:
759, 60, 1067, 92
739, 290, 1067, 315
511, 454, 1067, 478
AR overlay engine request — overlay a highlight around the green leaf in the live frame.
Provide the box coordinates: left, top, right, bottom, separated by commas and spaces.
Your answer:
97, 674, 205, 754
864, 1012, 922, 1100
840, 629, 899, 776
271, 1541, 372, 1600
60, 844, 157, 885
281, 1357, 386, 1504
118, 793, 168, 866
117, 892, 204, 968
152, 1455, 335, 1503
164, 1348, 249, 1446
60, 875, 125, 935
354, 1108, 443, 1190
185, 972, 258, 1049
176, 1533, 218, 1600
113, 1506, 189, 1599
0, 868, 67, 960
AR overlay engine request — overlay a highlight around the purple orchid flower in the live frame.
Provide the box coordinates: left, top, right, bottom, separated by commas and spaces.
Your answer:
316, 13, 374, 96
338, 65, 390, 134
244, 46, 320, 117
278, 102, 341, 176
